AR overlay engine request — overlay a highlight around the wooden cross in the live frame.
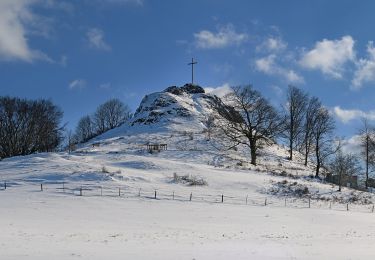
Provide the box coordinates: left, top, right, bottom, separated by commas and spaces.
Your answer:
188, 58, 197, 84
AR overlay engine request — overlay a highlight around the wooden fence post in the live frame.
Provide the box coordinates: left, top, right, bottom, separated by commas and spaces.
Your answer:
189, 192, 192, 201
4, 181, 6, 190
40, 183, 43, 191
372, 204, 374, 213
172, 191, 174, 200
309, 198, 311, 208
80, 187, 82, 196
347, 203, 349, 211
246, 195, 248, 205
264, 198, 267, 206
154, 190, 157, 199
221, 194, 224, 203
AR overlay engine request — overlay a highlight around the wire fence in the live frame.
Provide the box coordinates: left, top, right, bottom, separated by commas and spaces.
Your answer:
1, 180, 375, 214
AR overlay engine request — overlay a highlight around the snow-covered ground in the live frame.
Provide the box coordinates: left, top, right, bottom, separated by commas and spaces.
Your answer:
2, 187, 375, 260
1, 124, 375, 259
1, 87, 375, 259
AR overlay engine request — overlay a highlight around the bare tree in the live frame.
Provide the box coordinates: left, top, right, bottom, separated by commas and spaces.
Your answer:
75, 115, 94, 143
0, 97, 63, 159
358, 118, 375, 189
94, 98, 131, 134
66, 129, 76, 154
283, 86, 308, 160
329, 143, 361, 192
94, 104, 107, 134
301, 96, 321, 166
313, 106, 335, 178
103, 98, 131, 129
203, 115, 215, 140
218, 85, 281, 165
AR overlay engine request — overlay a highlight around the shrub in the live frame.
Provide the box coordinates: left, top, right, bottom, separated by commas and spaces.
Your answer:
172, 173, 207, 186
101, 166, 110, 173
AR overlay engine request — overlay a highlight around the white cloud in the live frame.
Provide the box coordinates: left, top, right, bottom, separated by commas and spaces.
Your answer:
256, 37, 287, 53
286, 70, 303, 83
99, 82, 111, 89
87, 28, 111, 51
205, 83, 232, 97
255, 54, 275, 72
333, 106, 375, 123
60, 55, 67, 67
212, 62, 233, 75
44, 0, 74, 13
255, 54, 304, 84
352, 41, 375, 89
194, 24, 248, 49
69, 79, 86, 90
270, 85, 283, 97
341, 135, 362, 155
299, 35, 355, 79
0, 0, 51, 62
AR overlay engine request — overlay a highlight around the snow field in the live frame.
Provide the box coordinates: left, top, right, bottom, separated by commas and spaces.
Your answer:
1, 187, 375, 260
1, 110, 375, 259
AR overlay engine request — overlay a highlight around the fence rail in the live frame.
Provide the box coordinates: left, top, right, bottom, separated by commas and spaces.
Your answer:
1, 181, 374, 214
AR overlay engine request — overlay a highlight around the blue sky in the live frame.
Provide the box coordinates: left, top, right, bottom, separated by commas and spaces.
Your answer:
1, 0, 375, 140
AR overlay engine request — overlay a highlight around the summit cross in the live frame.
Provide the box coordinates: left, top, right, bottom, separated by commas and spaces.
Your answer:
188, 58, 197, 84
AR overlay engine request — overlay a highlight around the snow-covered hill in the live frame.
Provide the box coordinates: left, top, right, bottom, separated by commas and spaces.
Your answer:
1, 83, 373, 204
130, 83, 227, 132
1, 84, 375, 259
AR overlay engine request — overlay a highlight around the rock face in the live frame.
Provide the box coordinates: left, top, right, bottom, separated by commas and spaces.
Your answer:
164, 84, 205, 95
131, 84, 229, 128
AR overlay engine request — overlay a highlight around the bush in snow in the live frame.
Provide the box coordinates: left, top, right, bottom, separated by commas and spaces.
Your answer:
268, 180, 309, 197
172, 173, 207, 186
270, 170, 298, 179
101, 166, 110, 173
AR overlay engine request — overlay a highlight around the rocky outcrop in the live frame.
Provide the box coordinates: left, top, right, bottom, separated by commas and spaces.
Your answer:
164, 84, 205, 95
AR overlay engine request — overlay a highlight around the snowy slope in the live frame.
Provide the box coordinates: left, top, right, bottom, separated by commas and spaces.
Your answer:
1, 84, 369, 204
1, 84, 375, 259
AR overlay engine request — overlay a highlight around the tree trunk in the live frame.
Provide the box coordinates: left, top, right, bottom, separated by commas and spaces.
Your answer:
366, 135, 369, 189
315, 139, 320, 178
304, 144, 308, 166
315, 160, 320, 178
289, 131, 293, 161
303, 124, 309, 166
250, 139, 257, 165
289, 107, 293, 161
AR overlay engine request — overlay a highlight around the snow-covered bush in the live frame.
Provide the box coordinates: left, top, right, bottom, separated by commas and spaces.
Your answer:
268, 180, 309, 197
101, 166, 110, 173
172, 173, 207, 186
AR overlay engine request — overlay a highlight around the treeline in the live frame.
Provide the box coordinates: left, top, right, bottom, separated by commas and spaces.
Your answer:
282, 86, 335, 177
217, 85, 335, 178
352, 119, 375, 189
0, 97, 63, 159
74, 98, 131, 143
0, 96, 132, 160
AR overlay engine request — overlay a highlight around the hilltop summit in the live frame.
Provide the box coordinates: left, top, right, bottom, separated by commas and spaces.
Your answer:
164, 84, 205, 95
130, 84, 227, 131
